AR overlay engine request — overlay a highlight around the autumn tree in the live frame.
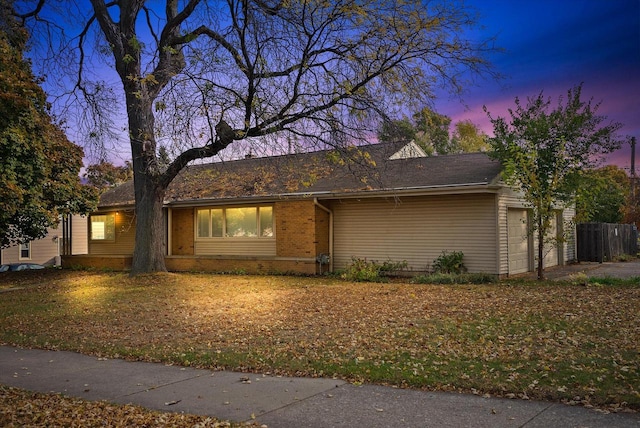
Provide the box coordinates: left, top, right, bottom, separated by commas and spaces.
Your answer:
378, 107, 452, 155
0, 2, 97, 248
413, 107, 452, 154
379, 108, 487, 155
450, 119, 489, 153
486, 85, 623, 280
84, 161, 133, 191
377, 117, 418, 146
19, 0, 494, 274
575, 165, 629, 223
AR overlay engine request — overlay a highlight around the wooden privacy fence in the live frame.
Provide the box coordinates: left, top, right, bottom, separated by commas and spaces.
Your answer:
577, 223, 639, 262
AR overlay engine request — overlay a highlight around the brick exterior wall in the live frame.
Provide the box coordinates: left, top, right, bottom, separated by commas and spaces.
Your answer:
275, 200, 317, 258
171, 208, 194, 255
62, 255, 132, 270
72, 200, 330, 275
314, 206, 330, 257
165, 256, 316, 275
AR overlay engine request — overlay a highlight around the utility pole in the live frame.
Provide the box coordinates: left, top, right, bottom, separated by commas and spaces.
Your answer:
631, 136, 637, 198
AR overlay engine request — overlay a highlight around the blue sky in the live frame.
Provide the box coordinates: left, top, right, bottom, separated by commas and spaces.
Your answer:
435, 0, 640, 170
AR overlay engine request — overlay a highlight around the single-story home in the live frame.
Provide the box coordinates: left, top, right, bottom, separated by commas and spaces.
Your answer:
62, 142, 576, 276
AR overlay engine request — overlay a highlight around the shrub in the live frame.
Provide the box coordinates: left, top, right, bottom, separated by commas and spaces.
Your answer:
340, 258, 408, 282
412, 272, 497, 285
432, 250, 466, 274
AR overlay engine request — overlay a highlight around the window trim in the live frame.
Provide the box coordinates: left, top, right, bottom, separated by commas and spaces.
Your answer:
90, 213, 117, 242
195, 206, 275, 239
19, 242, 31, 260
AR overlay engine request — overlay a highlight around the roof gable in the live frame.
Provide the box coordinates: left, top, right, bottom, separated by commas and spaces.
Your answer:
388, 140, 427, 160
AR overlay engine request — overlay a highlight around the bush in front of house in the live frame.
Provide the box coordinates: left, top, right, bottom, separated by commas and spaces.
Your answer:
411, 272, 498, 284
340, 258, 408, 282
432, 250, 466, 274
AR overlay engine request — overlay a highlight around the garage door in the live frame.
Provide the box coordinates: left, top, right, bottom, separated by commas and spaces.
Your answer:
508, 209, 530, 274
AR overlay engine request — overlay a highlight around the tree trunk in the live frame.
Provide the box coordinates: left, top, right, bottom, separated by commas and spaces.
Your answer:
537, 219, 545, 280
131, 173, 167, 274
125, 84, 167, 275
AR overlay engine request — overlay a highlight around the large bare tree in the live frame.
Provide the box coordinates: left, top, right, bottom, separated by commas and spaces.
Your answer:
18, 0, 494, 274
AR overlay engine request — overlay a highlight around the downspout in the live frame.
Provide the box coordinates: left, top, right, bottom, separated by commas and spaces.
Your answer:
314, 198, 333, 272
167, 207, 172, 256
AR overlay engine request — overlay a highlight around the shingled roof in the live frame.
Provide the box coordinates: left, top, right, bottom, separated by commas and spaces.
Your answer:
98, 143, 503, 208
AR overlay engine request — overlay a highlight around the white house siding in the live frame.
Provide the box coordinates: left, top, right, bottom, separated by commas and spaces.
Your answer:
496, 188, 530, 275
195, 239, 276, 256
498, 187, 577, 276
534, 213, 559, 269
71, 215, 89, 254
328, 194, 498, 274
507, 209, 531, 275
1, 226, 61, 265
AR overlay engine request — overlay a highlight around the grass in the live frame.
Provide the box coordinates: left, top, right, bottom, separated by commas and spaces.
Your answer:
0, 269, 638, 413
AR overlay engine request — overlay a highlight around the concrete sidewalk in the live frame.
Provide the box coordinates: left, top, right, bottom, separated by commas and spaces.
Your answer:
1, 346, 638, 427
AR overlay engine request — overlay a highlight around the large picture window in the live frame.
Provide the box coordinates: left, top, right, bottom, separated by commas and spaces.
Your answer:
197, 206, 273, 238
90, 214, 116, 241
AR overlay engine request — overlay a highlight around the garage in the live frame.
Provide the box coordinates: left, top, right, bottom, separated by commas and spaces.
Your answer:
507, 209, 531, 274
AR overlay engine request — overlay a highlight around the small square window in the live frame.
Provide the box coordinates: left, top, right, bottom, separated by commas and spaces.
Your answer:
91, 214, 116, 241
19, 242, 31, 260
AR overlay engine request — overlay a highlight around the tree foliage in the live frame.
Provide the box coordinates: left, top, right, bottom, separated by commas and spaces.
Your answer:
0, 3, 97, 249
84, 161, 133, 191
450, 119, 488, 153
18, 0, 494, 274
413, 107, 452, 154
378, 108, 487, 155
378, 107, 451, 154
486, 85, 623, 279
575, 166, 629, 223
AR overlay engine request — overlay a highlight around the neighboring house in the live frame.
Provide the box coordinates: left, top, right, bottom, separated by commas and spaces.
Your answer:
0, 216, 89, 266
63, 142, 576, 276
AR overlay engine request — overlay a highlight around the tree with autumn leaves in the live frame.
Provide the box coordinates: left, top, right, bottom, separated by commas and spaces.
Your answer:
377, 107, 489, 155
487, 85, 623, 280
0, 3, 97, 248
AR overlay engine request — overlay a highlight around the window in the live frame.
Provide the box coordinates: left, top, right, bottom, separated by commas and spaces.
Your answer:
90, 214, 116, 241
19, 242, 31, 260
196, 206, 274, 238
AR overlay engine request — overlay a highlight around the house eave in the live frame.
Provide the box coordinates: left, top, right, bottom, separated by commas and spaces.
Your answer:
161, 182, 502, 208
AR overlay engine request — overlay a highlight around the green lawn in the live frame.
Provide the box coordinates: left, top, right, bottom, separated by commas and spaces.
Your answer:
0, 269, 638, 412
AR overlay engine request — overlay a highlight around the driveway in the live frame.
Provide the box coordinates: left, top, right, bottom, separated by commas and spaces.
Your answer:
534, 258, 640, 281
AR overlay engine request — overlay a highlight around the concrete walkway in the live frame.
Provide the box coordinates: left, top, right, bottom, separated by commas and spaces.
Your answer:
1, 346, 638, 428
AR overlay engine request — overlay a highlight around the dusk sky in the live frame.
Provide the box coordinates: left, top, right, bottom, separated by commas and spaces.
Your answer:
31, 1, 639, 171
436, 0, 640, 172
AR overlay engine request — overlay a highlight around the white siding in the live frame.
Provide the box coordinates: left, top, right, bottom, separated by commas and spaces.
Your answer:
498, 186, 577, 275
1, 226, 61, 265
507, 209, 531, 275
534, 213, 559, 269
71, 215, 88, 255
195, 239, 276, 256
497, 188, 530, 275
329, 194, 498, 274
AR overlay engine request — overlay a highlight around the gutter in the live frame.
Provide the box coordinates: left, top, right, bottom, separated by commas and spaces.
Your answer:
164, 183, 499, 208
313, 198, 334, 273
